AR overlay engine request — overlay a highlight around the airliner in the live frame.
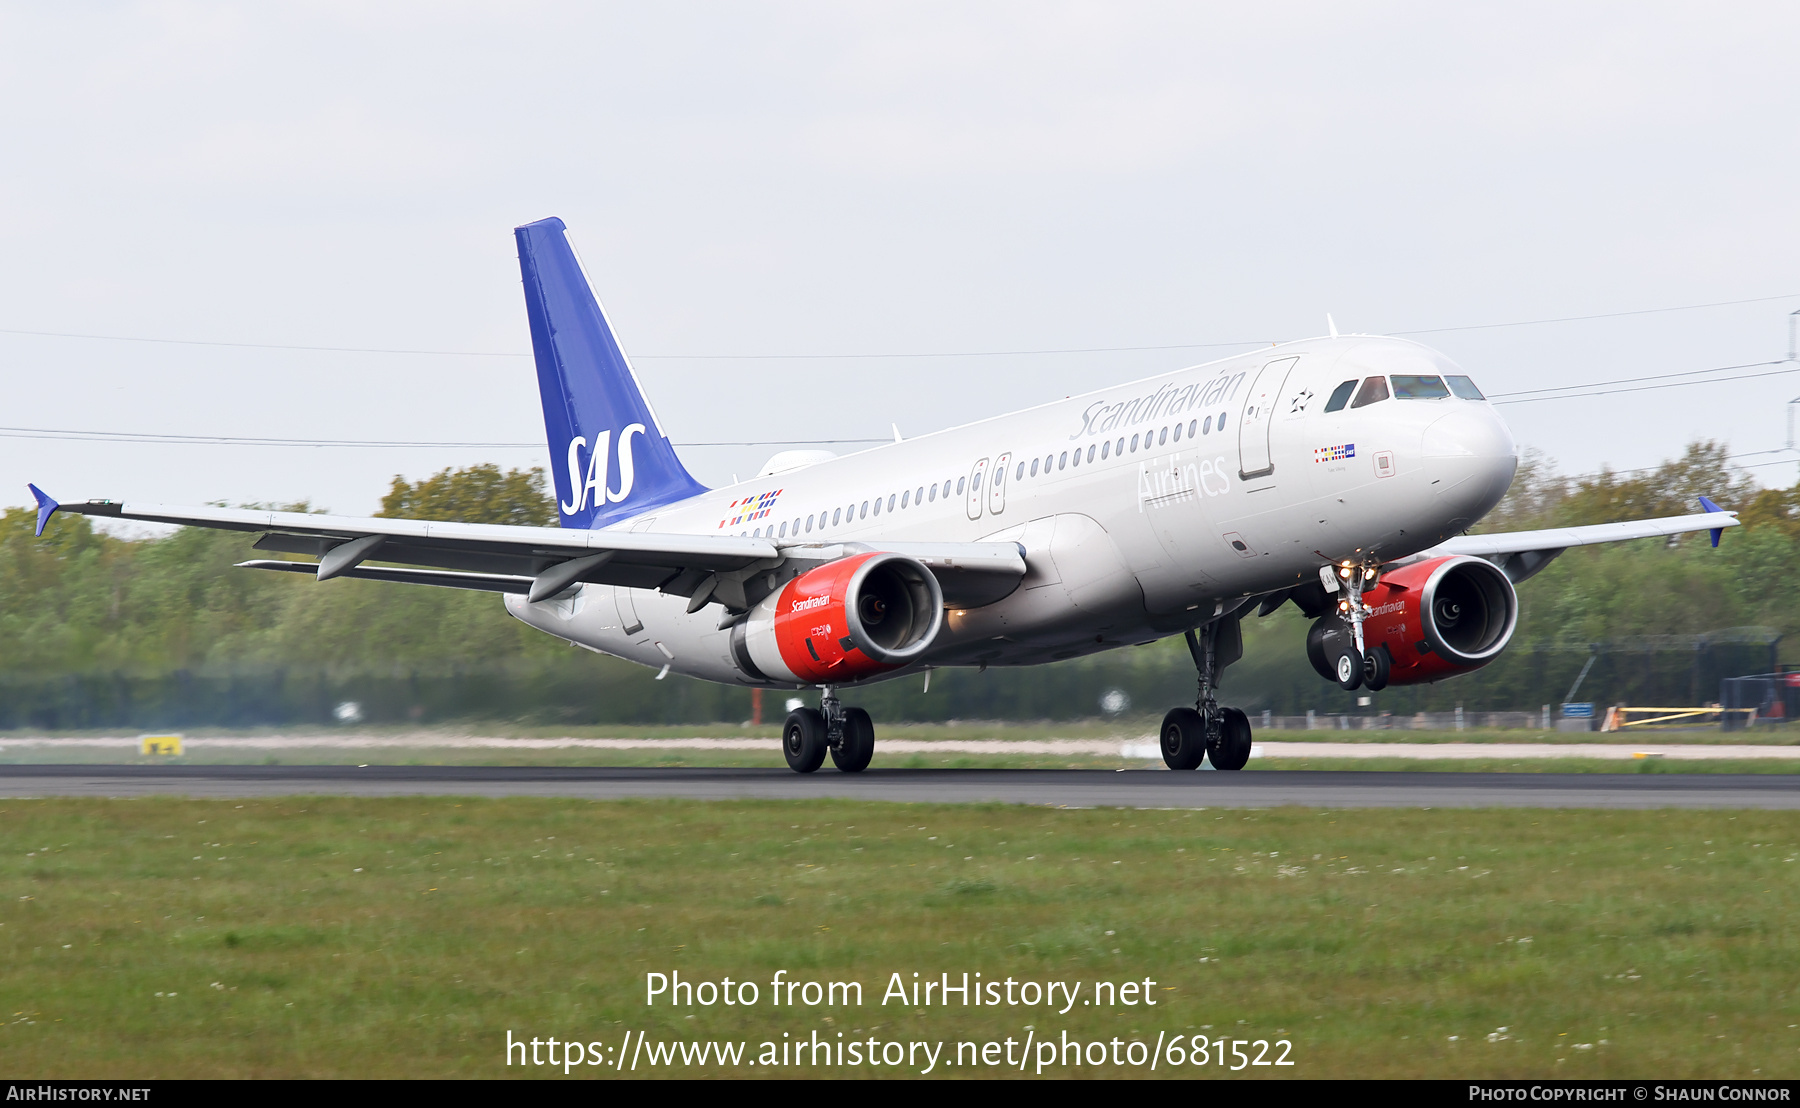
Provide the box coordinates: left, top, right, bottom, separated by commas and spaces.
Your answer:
28, 218, 1739, 773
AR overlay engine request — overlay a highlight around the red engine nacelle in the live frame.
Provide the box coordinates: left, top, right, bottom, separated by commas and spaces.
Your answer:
734, 552, 944, 685
1356, 554, 1518, 685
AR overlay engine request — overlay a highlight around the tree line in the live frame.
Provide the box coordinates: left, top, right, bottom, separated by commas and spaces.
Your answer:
0, 445, 1792, 728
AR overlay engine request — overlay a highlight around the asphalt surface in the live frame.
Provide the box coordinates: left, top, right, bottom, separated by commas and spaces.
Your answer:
1, 764, 1797, 808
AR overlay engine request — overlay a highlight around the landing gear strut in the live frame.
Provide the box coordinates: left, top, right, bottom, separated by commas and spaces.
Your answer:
1312, 561, 1390, 692
1160, 622, 1252, 771
783, 685, 874, 774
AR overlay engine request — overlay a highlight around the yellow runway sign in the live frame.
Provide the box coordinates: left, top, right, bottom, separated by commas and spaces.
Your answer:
139, 734, 183, 756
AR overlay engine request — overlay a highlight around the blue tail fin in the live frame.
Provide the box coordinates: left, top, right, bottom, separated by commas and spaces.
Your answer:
515, 217, 707, 529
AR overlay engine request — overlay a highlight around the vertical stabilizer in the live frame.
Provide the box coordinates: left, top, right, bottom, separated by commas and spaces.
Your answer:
515, 217, 707, 530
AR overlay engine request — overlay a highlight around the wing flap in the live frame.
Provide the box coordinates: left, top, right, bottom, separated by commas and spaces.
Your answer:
238, 559, 532, 595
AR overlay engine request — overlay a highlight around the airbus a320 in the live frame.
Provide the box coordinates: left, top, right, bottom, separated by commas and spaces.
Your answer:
29, 218, 1738, 772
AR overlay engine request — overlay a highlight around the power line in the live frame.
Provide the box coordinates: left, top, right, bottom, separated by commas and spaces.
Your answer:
1491, 362, 1797, 405
1488, 359, 1786, 399
0, 327, 524, 358
0, 426, 886, 449
3, 292, 1791, 362
5, 355, 1795, 448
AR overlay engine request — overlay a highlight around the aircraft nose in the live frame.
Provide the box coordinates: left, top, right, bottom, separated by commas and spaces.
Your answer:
1423, 406, 1517, 523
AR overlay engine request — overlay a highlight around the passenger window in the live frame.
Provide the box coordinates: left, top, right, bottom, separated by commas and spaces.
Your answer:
887, 494, 896, 511
1030, 458, 1039, 476
1115, 437, 1124, 455
1202, 416, 1211, 434
832, 508, 842, 526
779, 521, 788, 537
1130, 433, 1140, 452
1391, 375, 1450, 399
872, 498, 881, 517
860, 501, 868, 519
1447, 375, 1486, 400
1350, 377, 1390, 408
1101, 441, 1110, 459
972, 472, 981, 490
1161, 427, 1169, 445
957, 477, 966, 495
805, 515, 814, 533
1071, 448, 1081, 467
1172, 422, 1182, 442
1323, 379, 1358, 412
928, 484, 937, 502
1188, 419, 1197, 437
943, 479, 953, 498
1217, 411, 1227, 429
1058, 452, 1068, 470
1015, 461, 1024, 481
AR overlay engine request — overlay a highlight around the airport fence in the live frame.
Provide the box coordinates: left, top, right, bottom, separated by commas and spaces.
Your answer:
0, 627, 1782, 731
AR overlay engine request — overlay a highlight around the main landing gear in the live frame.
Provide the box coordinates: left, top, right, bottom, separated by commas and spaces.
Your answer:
1160, 622, 1253, 771
783, 685, 874, 774
1304, 561, 1390, 693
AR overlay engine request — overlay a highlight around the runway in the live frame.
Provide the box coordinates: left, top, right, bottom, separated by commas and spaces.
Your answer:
2, 764, 1798, 808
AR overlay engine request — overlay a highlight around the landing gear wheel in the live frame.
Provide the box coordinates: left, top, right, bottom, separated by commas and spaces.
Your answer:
782, 707, 827, 774
831, 707, 874, 772
1209, 706, 1253, 771
1159, 707, 1207, 771
1332, 644, 1364, 691
1362, 645, 1391, 692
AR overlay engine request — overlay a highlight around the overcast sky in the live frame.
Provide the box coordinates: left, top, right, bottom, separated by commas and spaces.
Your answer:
3, 2, 1797, 522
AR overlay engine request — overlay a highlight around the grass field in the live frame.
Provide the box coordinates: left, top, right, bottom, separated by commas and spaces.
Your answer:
2, 797, 1798, 1078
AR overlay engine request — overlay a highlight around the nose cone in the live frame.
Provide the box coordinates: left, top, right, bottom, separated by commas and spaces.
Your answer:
1424, 407, 1517, 524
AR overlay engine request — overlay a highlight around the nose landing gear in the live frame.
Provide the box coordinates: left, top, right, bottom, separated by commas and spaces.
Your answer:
1307, 561, 1391, 692
1160, 620, 1254, 771
783, 685, 874, 774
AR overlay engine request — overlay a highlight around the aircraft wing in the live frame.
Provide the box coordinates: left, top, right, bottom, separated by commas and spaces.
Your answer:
1426, 499, 1739, 583
27, 487, 1025, 610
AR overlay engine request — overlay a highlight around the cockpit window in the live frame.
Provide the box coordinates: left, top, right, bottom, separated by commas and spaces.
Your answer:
1391, 375, 1450, 399
1350, 376, 1390, 408
1446, 375, 1486, 400
1323, 379, 1358, 412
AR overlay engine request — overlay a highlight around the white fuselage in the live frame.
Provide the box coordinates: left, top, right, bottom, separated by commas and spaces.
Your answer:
506, 335, 1518, 688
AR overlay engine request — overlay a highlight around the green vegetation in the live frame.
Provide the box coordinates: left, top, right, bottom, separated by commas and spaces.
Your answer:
2, 798, 1797, 1077
3, 443, 1797, 727
378, 463, 557, 528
